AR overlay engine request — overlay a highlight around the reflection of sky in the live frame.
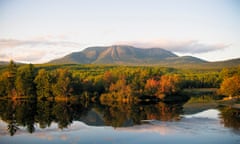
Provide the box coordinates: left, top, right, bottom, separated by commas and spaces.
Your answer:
1, 109, 240, 144
0, 120, 112, 136
183, 109, 220, 119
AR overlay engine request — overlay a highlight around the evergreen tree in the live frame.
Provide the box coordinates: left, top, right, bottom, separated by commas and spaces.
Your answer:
6, 60, 17, 97
15, 64, 36, 97
0, 72, 8, 96
34, 69, 52, 99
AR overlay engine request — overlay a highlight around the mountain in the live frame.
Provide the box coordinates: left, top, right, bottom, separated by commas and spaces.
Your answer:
0, 61, 8, 65
49, 45, 207, 65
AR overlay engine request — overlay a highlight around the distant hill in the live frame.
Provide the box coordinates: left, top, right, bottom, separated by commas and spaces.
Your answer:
49, 45, 207, 65
0, 61, 9, 65
203, 58, 240, 68
0, 61, 24, 66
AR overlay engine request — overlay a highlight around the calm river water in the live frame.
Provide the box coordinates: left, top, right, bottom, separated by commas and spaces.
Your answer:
0, 100, 239, 144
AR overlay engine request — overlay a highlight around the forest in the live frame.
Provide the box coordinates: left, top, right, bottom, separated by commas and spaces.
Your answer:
0, 60, 240, 102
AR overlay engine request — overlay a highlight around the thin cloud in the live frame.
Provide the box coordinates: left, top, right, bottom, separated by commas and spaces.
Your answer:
117, 39, 229, 54
0, 39, 80, 49
0, 39, 83, 63
0, 54, 8, 59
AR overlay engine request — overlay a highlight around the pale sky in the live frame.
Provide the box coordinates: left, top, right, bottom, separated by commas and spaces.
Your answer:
0, 0, 239, 63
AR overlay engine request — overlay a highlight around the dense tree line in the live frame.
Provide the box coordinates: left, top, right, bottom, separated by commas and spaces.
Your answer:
0, 60, 239, 101
0, 61, 82, 100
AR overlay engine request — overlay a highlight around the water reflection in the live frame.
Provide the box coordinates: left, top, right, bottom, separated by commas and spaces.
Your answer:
95, 101, 184, 127
0, 99, 184, 135
0, 99, 240, 136
0, 100, 37, 135
219, 106, 240, 131
0, 100, 91, 136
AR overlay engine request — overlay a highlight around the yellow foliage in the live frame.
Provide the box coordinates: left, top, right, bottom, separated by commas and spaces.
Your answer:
219, 75, 240, 97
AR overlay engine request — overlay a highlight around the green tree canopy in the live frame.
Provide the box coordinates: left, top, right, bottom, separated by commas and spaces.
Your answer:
15, 64, 36, 97
6, 60, 17, 96
52, 69, 73, 98
34, 69, 52, 99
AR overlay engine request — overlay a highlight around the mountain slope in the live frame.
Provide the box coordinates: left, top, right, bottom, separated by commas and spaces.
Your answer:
203, 58, 240, 68
49, 45, 206, 65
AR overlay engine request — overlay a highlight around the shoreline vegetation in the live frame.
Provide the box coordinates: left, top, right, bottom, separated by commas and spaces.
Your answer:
1, 89, 238, 109
0, 60, 239, 108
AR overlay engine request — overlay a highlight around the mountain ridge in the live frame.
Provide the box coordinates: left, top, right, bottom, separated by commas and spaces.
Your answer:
49, 45, 207, 65
1, 45, 239, 69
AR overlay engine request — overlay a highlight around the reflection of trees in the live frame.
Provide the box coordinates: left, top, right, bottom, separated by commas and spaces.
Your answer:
36, 101, 54, 129
103, 103, 132, 127
150, 102, 182, 121
0, 100, 37, 135
131, 102, 183, 124
8, 121, 19, 136
52, 102, 73, 129
220, 107, 240, 130
0, 100, 90, 135
0, 99, 185, 135
97, 101, 184, 127
3, 100, 18, 136
16, 100, 37, 133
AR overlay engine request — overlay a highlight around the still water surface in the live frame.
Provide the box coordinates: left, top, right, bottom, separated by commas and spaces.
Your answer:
0, 100, 239, 144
